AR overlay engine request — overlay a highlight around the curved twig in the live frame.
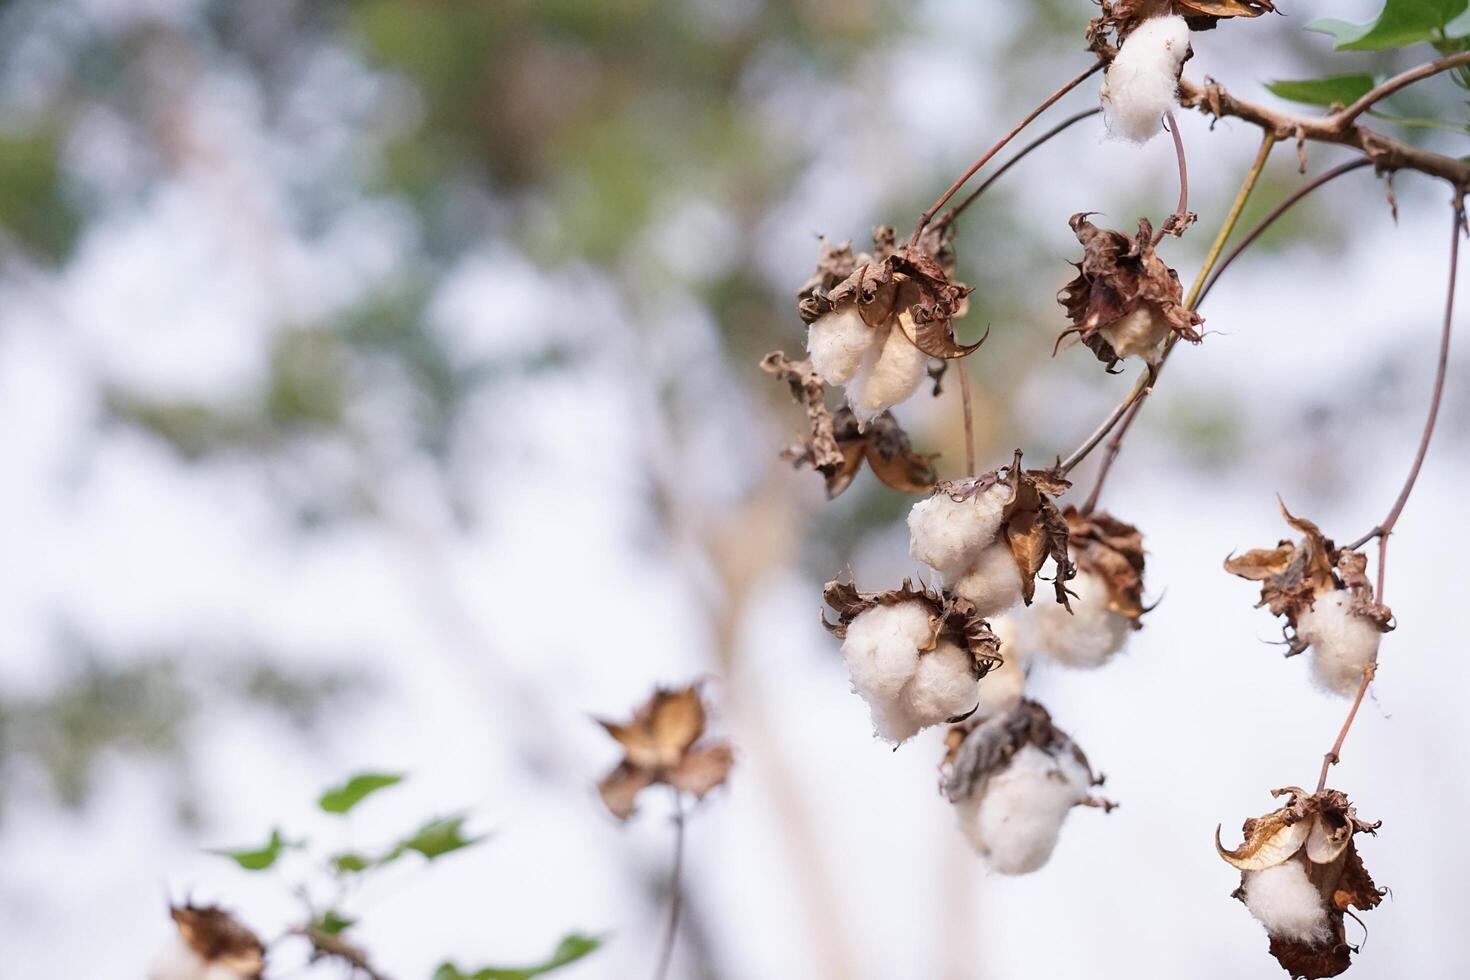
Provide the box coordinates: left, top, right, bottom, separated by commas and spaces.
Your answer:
652, 792, 687, 980
1338, 51, 1470, 128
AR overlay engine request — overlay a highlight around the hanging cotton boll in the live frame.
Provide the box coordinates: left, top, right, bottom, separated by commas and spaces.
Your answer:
846, 316, 931, 426
957, 743, 1091, 875
807, 304, 877, 385
1099, 303, 1171, 365
1296, 590, 1382, 696
1242, 861, 1334, 946
907, 483, 1014, 583
907, 639, 981, 725
840, 600, 933, 699
1028, 568, 1131, 669
1100, 15, 1192, 144
952, 542, 1025, 618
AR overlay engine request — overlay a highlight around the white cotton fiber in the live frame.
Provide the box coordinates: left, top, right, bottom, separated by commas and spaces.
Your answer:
807, 305, 876, 385
957, 743, 1090, 875
952, 541, 1026, 617
1242, 861, 1333, 946
865, 696, 926, 743
1027, 568, 1131, 669
846, 316, 931, 426
908, 482, 1013, 583
842, 601, 932, 699
1296, 590, 1381, 697
1100, 304, 1171, 364
1100, 15, 1191, 144
908, 639, 981, 725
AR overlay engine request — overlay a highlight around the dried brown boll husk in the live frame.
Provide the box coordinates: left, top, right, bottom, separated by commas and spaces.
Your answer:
797, 226, 980, 360
1064, 506, 1148, 626
939, 698, 1107, 804
1223, 501, 1393, 655
822, 577, 1003, 682
595, 685, 734, 821
1087, 0, 1278, 52
759, 354, 936, 498
1056, 213, 1204, 372
1217, 787, 1384, 979
169, 903, 267, 979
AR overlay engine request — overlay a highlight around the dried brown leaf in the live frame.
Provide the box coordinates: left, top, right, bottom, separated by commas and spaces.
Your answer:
1067, 507, 1148, 624
595, 685, 733, 820
171, 904, 266, 979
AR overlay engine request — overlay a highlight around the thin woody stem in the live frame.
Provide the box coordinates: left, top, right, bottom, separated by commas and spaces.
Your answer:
1337, 51, 1470, 127
1152, 110, 1189, 245
958, 360, 977, 478
1315, 198, 1462, 793
1061, 134, 1277, 485
934, 107, 1101, 232
652, 792, 686, 980
908, 61, 1104, 250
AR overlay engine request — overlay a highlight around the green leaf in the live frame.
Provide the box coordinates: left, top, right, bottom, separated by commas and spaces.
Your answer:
1308, 0, 1468, 50
1266, 74, 1379, 107
329, 851, 374, 874
391, 814, 485, 861
315, 910, 356, 936
431, 934, 602, 980
318, 772, 405, 814
208, 828, 296, 871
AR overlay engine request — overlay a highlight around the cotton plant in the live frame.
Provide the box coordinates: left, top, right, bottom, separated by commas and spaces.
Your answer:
1224, 503, 1394, 697
1217, 787, 1383, 978
941, 700, 1113, 875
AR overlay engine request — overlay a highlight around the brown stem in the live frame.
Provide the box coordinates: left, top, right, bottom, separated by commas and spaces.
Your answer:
908, 61, 1104, 249
652, 793, 686, 980
934, 107, 1101, 232
957, 359, 976, 478
1337, 52, 1470, 127
1314, 198, 1462, 793
1195, 159, 1373, 308
1152, 110, 1189, 245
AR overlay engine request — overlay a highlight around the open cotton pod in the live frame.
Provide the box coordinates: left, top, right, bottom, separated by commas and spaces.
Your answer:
1098, 15, 1192, 144
1027, 507, 1149, 669
909, 450, 1078, 612
823, 578, 1003, 744
940, 700, 1111, 875
1224, 502, 1394, 696
150, 904, 265, 980
1056, 212, 1203, 372
1217, 787, 1383, 978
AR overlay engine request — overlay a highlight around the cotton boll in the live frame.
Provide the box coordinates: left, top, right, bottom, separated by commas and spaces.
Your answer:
1242, 861, 1333, 946
847, 317, 931, 426
1297, 590, 1381, 696
866, 695, 926, 743
1100, 16, 1191, 143
841, 600, 932, 699
908, 483, 1013, 583
807, 305, 876, 385
907, 640, 980, 725
1028, 569, 1131, 669
1099, 304, 1170, 364
952, 542, 1025, 617
958, 743, 1090, 874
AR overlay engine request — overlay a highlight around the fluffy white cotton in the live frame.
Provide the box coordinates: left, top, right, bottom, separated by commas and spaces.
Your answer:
1297, 590, 1381, 696
1100, 16, 1191, 143
1100, 304, 1171, 364
847, 316, 931, 426
149, 940, 247, 980
1242, 861, 1333, 945
807, 305, 876, 385
1027, 568, 1131, 669
956, 743, 1090, 875
908, 639, 981, 724
842, 601, 932, 699
865, 696, 926, 743
952, 542, 1026, 617
908, 483, 1013, 583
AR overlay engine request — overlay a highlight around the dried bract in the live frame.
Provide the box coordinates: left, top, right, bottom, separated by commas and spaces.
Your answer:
1217, 787, 1383, 978
1057, 213, 1203, 371
595, 686, 734, 820
1087, 0, 1276, 51
1065, 507, 1147, 624
153, 903, 266, 980
776, 401, 936, 499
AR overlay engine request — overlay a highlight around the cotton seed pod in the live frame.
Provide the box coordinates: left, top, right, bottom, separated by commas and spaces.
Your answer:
595, 685, 734, 820
824, 578, 1003, 743
150, 904, 266, 980
1098, 15, 1192, 144
908, 481, 1015, 584
951, 541, 1025, 618
1087, 0, 1275, 54
1224, 501, 1393, 696
1217, 787, 1384, 978
1065, 506, 1148, 623
846, 313, 933, 426
940, 700, 1111, 874
1057, 213, 1203, 372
